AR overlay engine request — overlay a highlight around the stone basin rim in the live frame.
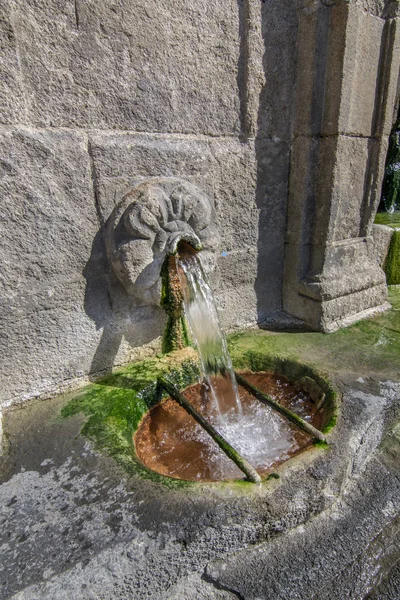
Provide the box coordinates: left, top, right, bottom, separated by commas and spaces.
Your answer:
133, 364, 339, 485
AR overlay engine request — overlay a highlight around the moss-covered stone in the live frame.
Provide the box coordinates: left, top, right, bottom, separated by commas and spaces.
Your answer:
61, 287, 400, 485
235, 356, 338, 435
228, 287, 400, 379
160, 255, 190, 354
61, 349, 200, 488
61, 347, 338, 485
374, 214, 400, 285
385, 230, 400, 285
295, 376, 325, 406
313, 440, 329, 450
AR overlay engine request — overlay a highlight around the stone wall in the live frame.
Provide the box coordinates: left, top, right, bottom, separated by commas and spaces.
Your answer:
284, 0, 400, 331
0, 0, 297, 406
0, 0, 398, 406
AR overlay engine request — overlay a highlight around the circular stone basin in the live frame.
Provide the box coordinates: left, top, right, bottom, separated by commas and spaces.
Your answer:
135, 371, 330, 482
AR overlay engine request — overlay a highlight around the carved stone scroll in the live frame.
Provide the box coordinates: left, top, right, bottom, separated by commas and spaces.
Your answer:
105, 178, 218, 306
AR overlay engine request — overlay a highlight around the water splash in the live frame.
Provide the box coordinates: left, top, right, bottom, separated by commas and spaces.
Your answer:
170, 247, 310, 480
176, 248, 242, 416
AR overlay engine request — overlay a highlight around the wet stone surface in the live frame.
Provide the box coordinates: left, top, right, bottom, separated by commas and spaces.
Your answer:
0, 372, 399, 599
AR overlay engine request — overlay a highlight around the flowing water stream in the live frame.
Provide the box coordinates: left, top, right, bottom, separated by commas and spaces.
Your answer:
176, 248, 242, 417
135, 247, 322, 480
166, 247, 308, 478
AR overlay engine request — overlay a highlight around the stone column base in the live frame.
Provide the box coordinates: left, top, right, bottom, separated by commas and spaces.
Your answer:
284, 237, 390, 332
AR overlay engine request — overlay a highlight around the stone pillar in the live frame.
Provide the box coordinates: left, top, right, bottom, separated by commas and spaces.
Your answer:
283, 0, 400, 331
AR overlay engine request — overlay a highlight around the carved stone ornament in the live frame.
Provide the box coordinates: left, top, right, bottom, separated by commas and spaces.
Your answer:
105, 178, 219, 306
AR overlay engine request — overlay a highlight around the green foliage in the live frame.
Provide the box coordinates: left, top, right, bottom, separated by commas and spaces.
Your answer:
379, 114, 400, 212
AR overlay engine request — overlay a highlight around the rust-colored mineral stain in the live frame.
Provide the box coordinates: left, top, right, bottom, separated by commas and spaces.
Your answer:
134, 372, 325, 482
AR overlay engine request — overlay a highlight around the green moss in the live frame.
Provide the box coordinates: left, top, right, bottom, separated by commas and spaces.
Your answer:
374, 212, 400, 229
162, 315, 191, 355
228, 287, 400, 379
389, 286, 400, 310
160, 256, 191, 353
321, 413, 337, 434
234, 354, 339, 434
313, 440, 329, 450
385, 230, 400, 285
61, 287, 400, 485
61, 354, 200, 488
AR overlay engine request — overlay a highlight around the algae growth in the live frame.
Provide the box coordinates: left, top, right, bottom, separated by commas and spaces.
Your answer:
385, 230, 400, 285
374, 213, 400, 284
62, 353, 338, 484
61, 350, 200, 487
228, 286, 400, 379
160, 255, 191, 353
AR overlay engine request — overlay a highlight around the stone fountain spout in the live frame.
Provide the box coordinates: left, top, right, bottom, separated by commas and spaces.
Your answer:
105, 177, 219, 350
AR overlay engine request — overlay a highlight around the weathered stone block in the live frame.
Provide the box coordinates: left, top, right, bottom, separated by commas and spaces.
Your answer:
6, 0, 241, 135
379, 17, 400, 136
0, 128, 100, 404
285, 130, 389, 330
0, 126, 292, 404
285, 277, 388, 332
328, 136, 386, 241
354, 0, 400, 19
287, 134, 388, 248
299, 237, 387, 300
293, 3, 336, 137
372, 223, 394, 266
214, 283, 259, 330
319, 283, 389, 331
294, 2, 399, 138
335, 5, 385, 137
90, 133, 289, 255
255, 0, 298, 141
0, 1, 27, 124
215, 250, 258, 289
0, 128, 97, 293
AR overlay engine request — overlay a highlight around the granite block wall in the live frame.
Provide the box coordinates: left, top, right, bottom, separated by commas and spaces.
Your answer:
0, 0, 297, 405
0, 0, 398, 405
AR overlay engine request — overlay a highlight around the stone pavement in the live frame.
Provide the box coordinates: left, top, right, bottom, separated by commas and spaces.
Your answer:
1, 373, 399, 599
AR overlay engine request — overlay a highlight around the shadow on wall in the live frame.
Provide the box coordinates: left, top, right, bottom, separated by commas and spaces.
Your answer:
255, 1, 297, 323
83, 227, 165, 379
237, 0, 297, 324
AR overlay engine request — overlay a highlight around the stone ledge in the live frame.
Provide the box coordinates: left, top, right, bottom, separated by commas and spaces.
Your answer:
322, 300, 392, 332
